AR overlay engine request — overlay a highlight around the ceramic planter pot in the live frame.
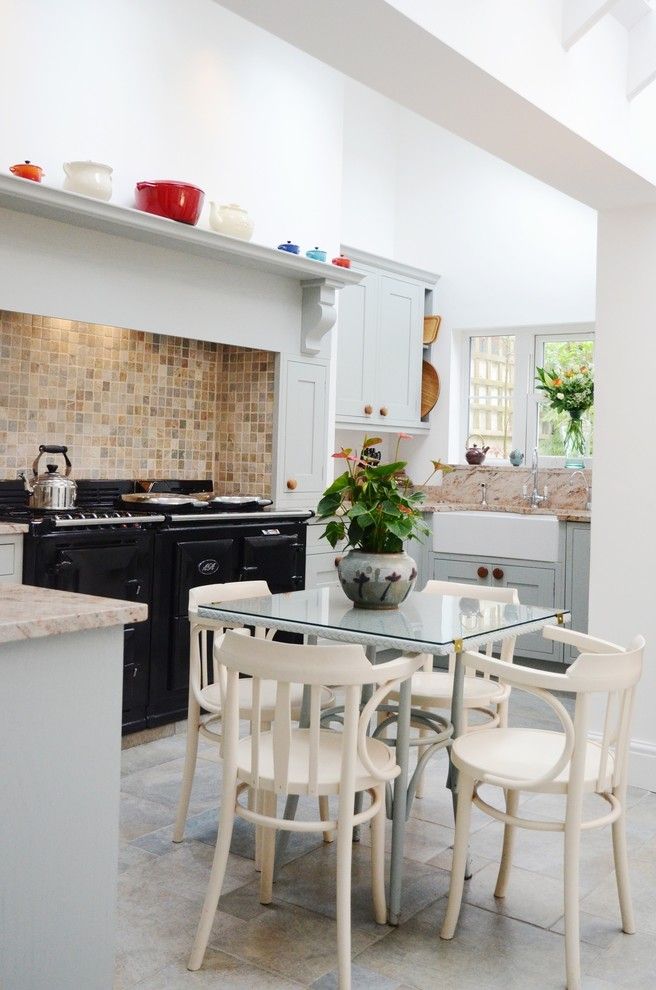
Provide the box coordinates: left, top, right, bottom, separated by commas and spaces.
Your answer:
337, 549, 417, 610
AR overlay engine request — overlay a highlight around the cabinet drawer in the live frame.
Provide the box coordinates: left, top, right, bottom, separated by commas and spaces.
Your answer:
305, 553, 342, 590
0, 541, 16, 577
306, 524, 346, 555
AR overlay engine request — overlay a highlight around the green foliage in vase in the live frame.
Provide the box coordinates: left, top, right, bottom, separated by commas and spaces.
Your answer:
316, 433, 452, 554
535, 362, 594, 415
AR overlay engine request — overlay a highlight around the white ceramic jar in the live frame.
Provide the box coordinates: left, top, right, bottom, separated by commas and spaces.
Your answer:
63, 161, 113, 201
209, 202, 254, 241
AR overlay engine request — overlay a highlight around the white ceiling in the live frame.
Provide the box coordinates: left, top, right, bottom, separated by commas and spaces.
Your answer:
215, 0, 656, 210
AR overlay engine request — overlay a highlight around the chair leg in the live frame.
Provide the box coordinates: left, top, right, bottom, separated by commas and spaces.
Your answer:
498, 697, 509, 729
441, 774, 475, 940
188, 771, 237, 971
319, 795, 334, 843
370, 786, 387, 925
611, 793, 636, 934
415, 708, 431, 800
259, 791, 277, 905
563, 800, 583, 990
494, 789, 519, 898
173, 696, 201, 843
336, 798, 355, 990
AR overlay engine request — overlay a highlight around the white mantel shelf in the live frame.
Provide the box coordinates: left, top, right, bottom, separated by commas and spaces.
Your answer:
0, 174, 363, 353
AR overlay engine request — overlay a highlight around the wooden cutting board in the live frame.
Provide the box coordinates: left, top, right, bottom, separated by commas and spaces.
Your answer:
421, 360, 440, 417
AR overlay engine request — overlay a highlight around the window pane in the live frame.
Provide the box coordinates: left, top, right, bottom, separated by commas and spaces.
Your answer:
536, 339, 594, 456
468, 335, 515, 459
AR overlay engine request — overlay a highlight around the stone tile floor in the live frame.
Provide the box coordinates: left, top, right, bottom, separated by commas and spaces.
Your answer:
116, 706, 656, 989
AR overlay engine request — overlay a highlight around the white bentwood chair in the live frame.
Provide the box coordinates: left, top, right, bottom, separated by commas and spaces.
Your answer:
173, 580, 334, 845
389, 580, 519, 798
440, 626, 646, 990
187, 631, 424, 989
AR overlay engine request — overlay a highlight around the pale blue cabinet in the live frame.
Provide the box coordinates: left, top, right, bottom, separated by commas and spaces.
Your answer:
564, 522, 591, 661
432, 552, 565, 662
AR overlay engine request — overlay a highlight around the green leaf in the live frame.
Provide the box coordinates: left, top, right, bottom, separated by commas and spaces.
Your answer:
321, 471, 351, 497
365, 460, 406, 479
316, 492, 343, 517
320, 520, 345, 548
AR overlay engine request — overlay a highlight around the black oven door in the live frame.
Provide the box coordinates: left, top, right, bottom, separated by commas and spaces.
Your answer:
29, 530, 153, 734
241, 531, 305, 592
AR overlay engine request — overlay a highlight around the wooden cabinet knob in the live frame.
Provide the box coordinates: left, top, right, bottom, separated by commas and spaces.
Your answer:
477, 566, 489, 579
380, 406, 389, 416
493, 567, 504, 581
286, 479, 297, 491
364, 404, 373, 415
334, 555, 343, 567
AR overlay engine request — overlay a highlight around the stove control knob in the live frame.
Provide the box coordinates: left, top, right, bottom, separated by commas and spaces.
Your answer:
286, 479, 297, 491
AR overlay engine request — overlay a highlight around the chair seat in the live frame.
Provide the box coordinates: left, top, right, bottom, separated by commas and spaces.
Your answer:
390, 670, 506, 708
452, 727, 613, 794
200, 680, 334, 722
236, 728, 397, 796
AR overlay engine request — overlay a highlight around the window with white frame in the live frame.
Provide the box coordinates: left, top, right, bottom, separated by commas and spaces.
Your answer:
461, 325, 595, 464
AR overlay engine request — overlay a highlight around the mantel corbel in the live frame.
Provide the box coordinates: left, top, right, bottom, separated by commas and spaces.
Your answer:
300, 277, 344, 355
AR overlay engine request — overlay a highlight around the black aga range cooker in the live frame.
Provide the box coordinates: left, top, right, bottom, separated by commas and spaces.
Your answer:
0, 479, 310, 733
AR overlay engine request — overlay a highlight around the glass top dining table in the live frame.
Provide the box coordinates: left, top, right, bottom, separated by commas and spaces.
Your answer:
198, 586, 569, 925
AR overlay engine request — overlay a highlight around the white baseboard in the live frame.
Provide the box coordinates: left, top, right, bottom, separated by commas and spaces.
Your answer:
589, 731, 656, 792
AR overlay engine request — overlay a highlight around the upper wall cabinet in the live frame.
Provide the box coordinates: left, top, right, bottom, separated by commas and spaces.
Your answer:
336, 247, 439, 432
273, 355, 328, 506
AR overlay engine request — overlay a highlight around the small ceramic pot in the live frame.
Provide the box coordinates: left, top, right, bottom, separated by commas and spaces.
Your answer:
134, 180, 204, 225
509, 449, 524, 467
63, 160, 112, 201
337, 549, 417, 610
277, 241, 300, 254
10, 160, 44, 182
306, 246, 327, 262
209, 202, 254, 241
332, 254, 351, 268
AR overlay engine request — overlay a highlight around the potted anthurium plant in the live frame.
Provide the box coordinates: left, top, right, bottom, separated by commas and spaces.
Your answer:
317, 433, 451, 609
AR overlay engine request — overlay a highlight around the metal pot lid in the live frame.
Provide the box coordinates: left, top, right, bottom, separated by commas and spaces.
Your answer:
121, 493, 204, 507
189, 493, 272, 506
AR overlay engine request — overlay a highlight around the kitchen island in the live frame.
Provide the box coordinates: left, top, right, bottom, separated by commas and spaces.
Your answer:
0, 584, 147, 990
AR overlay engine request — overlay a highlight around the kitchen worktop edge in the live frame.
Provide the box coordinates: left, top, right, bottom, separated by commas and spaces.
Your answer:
0, 584, 148, 645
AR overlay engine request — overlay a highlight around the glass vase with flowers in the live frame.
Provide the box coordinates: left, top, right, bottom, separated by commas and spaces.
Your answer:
316, 433, 451, 609
535, 363, 594, 468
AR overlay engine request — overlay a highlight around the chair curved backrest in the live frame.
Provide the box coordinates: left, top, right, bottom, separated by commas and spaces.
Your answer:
188, 581, 271, 708
462, 629, 646, 793
217, 630, 423, 796
421, 579, 520, 674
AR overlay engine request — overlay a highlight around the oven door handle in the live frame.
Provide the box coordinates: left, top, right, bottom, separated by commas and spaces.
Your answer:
240, 565, 259, 579
125, 578, 143, 600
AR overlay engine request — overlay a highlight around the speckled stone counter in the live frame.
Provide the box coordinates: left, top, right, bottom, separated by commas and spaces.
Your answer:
419, 502, 591, 523
0, 583, 147, 644
0, 522, 27, 535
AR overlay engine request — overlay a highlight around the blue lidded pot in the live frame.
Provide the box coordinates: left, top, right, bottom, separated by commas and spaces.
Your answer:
277, 240, 300, 254
509, 449, 524, 466
306, 246, 327, 262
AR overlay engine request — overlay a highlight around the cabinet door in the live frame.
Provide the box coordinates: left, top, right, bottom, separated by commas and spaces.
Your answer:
500, 562, 562, 661
433, 555, 491, 588
565, 523, 591, 661
306, 552, 341, 590
336, 273, 378, 420
277, 359, 327, 499
375, 275, 423, 424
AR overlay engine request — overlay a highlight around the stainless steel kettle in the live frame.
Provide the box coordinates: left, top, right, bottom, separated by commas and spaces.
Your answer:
22, 444, 77, 510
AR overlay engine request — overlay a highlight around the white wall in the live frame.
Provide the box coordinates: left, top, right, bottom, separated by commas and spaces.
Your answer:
340, 81, 598, 470
593, 206, 656, 789
0, 0, 344, 258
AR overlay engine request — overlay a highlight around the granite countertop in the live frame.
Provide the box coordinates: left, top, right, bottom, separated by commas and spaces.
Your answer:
0, 584, 148, 644
0, 523, 28, 535
419, 502, 591, 523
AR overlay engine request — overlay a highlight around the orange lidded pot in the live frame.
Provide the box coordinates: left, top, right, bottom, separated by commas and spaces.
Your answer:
10, 160, 44, 182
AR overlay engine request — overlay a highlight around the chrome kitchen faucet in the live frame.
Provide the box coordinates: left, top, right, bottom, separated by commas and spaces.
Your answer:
523, 447, 548, 508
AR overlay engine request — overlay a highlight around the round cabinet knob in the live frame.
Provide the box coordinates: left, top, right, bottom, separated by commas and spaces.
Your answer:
286, 479, 297, 491
493, 567, 504, 581
380, 406, 389, 416
477, 566, 489, 579
364, 404, 373, 415
334, 555, 343, 567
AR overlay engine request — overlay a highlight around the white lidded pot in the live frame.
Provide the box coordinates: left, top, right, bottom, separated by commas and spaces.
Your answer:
209, 202, 254, 241
63, 160, 113, 201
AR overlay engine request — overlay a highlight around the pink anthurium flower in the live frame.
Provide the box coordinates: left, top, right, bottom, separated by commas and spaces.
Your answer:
332, 451, 359, 462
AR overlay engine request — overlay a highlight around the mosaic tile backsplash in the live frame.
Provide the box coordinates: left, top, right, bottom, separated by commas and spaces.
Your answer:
0, 311, 275, 492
